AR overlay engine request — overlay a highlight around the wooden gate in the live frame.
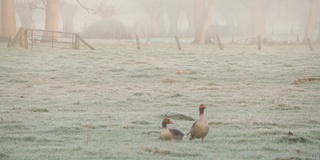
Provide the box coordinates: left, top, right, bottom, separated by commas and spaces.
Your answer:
7, 27, 95, 50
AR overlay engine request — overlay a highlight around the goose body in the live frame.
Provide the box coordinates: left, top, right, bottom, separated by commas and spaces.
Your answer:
160, 118, 184, 140
189, 104, 209, 143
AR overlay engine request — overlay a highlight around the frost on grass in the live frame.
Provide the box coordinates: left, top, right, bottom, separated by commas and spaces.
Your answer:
0, 153, 9, 159
0, 41, 319, 159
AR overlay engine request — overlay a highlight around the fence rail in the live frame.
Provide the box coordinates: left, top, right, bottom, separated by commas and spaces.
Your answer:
27, 29, 79, 49
7, 27, 94, 50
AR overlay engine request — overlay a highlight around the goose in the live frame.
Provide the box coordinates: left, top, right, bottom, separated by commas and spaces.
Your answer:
160, 118, 184, 140
188, 104, 209, 143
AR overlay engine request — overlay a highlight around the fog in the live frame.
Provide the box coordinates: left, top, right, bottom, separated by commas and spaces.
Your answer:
15, 0, 319, 40
2, 1, 320, 159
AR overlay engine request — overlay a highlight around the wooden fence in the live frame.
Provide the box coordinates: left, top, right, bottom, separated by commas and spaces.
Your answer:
7, 27, 95, 50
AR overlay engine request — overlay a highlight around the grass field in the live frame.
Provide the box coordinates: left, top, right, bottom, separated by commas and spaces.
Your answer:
0, 39, 319, 160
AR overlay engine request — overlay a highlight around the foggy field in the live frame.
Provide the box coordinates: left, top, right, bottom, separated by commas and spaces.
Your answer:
0, 40, 319, 160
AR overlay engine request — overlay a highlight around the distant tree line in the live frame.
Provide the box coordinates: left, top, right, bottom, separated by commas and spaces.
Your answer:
0, 0, 319, 44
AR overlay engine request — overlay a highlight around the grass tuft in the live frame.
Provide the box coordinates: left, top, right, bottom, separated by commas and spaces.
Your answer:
133, 92, 145, 96
23, 135, 37, 142
50, 126, 82, 134
29, 108, 49, 112
270, 104, 301, 110
209, 121, 228, 126
171, 152, 201, 157
142, 131, 161, 136
170, 93, 183, 98
160, 113, 195, 121
123, 125, 135, 129
143, 146, 171, 155
72, 101, 81, 105
83, 124, 96, 129
9, 79, 28, 83
0, 153, 9, 159
162, 78, 177, 83
275, 136, 313, 144
274, 157, 302, 160
131, 120, 151, 125
261, 146, 281, 152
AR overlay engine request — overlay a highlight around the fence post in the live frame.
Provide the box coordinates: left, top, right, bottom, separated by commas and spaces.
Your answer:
216, 35, 224, 50
19, 27, 25, 48
258, 35, 262, 50
31, 30, 33, 48
10, 28, 22, 47
7, 35, 12, 48
19, 28, 24, 48
307, 38, 313, 51
24, 28, 28, 49
272, 24, 274, 34
74, 34, 80, 50
175, 35, 182, 50
51, 32, 54, 48
19, 28, 28, 48
78, 36, 95, 50
136, 35, 141, 50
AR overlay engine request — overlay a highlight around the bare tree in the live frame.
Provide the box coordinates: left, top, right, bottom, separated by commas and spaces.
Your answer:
317, 15, 320, 42
1, 0, 17, 38
60, 2, 77, 34
42, 0, 60, 41
137, 0, 166, 37
304, 0, 319, 43
216, 0, 251, 37
16, 1, 38, 29
193, 0, 215, 44
252, 0, 266, 41
76, 0, 115, 19
0, 1, 3, 37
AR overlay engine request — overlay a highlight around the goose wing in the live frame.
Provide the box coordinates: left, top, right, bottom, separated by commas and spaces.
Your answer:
169, 128, 184, 139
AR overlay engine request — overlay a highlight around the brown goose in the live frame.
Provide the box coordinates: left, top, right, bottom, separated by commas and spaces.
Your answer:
160, 118, 184, 140
188, 104, 209, 143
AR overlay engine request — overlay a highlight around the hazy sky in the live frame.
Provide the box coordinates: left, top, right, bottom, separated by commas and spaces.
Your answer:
15, 0, 319, 37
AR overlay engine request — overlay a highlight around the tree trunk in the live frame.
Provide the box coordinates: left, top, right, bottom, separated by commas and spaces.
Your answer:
193, 0, 215, 44
304, 0, 319, 43
42, 0, 60, 42
60, 3, 77, 35
149, 0, 165, 37
167, 1, 180, 36
317, 16, 320, 42
193, 0, 205, 43
184, 1, 195, 36
253, 0, 266, 41
16, 2, 35, 29
0, 1, 3, 37
198, 1, 215, 44
2, 0, 16, 38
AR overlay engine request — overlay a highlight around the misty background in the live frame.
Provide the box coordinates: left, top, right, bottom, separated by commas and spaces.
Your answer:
10, 0, 320, 42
